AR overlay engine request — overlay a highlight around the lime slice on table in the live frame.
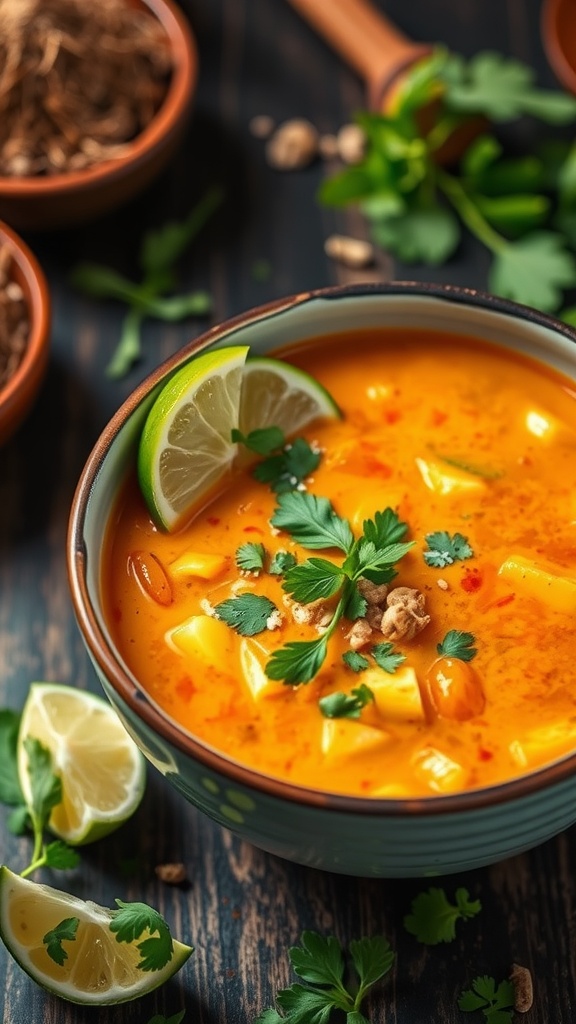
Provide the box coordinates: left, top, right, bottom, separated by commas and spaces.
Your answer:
0, 866, 193, 1005
17, 682, 146, 846
138, 345, 341, 530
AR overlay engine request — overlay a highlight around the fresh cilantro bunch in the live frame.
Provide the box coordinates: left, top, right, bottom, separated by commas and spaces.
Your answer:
253, 931, 394, 1024
319, 48, 576, 315
71, 187, 222, 377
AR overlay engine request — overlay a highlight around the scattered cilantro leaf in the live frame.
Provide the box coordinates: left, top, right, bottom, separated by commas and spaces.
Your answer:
43, 840, 81, 871
43, 917, 79, 967
423, 530, 474, 567
266, 636, 329, 686
271, 491, 354, 552
0, 709, 24, 806
110, 900, 179, 972
232, 426, 285, 456
437, 630, 478, 661
372, 642, 406, 674
254, 438, 321, 494
318, 684, 374, 719
282, 558, 345, 603
342, 650, 370, 672
404, 886, 482, 944
236, 542, 266, 573
253, 932, 394, 1023
458, 976, 515, 1023
489, 231, 576, 312
214, 594, 279, 637
269, 551, 298, 575
23, 736, 62, 833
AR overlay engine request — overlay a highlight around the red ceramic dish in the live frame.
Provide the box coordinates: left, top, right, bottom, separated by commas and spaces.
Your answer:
0, 221, 50, 445
0, 0, 198, 231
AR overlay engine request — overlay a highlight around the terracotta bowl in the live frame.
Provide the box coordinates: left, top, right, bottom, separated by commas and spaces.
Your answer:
542, 0, 576, 95
68, 282, 576, 878
0, 220, 50, 445
0, 0, 197, 231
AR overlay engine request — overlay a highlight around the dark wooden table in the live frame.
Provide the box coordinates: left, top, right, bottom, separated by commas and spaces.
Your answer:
1, 0, 573, 1020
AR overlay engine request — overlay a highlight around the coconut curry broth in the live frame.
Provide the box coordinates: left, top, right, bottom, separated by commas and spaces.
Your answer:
102, 329, 576, 797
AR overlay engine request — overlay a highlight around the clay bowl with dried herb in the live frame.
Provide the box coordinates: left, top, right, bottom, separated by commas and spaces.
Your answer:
0, 220, 50, 444
0, 0, 197, 231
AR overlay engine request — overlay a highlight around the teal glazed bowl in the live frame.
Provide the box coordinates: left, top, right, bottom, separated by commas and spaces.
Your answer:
67, 282, 576, 877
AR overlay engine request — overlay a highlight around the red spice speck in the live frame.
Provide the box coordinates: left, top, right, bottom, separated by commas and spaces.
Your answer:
478, 748, 493, 761
243, 525, 263, 534
384, 408, 401, 424
431, 409, 447, 427
493, 593, 515, 608
175, 677, 196, 702
207, 516, 220, 526
461, 567, 483, 592
360, 779, 372, 791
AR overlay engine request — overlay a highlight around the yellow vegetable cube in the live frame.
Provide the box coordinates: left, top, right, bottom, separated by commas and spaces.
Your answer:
498, 554, 576, 613
510, 722, 576, 767
415, 457, 486, 495
321, 718, 392, 763
412, 746, 466, 794
169, 551, 228, 580
364, 666, 425, 722
239, 637, 278, 701
166, 614, 236, 671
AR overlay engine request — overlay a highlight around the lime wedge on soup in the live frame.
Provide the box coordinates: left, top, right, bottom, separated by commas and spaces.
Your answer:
138, 346, 341, 530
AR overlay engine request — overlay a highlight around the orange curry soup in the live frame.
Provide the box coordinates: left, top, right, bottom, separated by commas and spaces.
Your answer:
102, 329, 576, 798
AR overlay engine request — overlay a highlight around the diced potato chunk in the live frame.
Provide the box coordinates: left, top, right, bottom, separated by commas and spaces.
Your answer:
363, 666, 425, 722
321, 719, 392, 763
166, 615, 236, 671
412, 746, 466, 794
498, 554, 576, 613
169, 551, 228, 580
510, 722, 576, 766
415, 457, 486, 495
239, 637, 277, 701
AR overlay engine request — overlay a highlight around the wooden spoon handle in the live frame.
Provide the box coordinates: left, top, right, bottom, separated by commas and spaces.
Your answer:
287, 0, 432, 107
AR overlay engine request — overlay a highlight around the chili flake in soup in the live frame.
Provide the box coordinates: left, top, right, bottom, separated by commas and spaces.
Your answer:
102, 329, 576, 798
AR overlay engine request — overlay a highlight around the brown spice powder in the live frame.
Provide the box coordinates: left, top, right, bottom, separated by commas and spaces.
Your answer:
0, 244, 29, 389
0, 0, 173, 177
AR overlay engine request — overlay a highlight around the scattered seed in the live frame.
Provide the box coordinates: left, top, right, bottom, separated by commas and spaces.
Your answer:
437, 578, 449, 590
265, 118, 319, 170
154, 862, 188, 885
510, 963, 533, 1013
336, 122, 367, 164
324, 234, 375, 269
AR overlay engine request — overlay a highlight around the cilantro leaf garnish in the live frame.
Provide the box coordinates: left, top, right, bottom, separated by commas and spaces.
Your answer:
43, 917, 79, 966
319, 684, 374, 719
43, 840, 81, 871
404, 886, 482, 944
214, 594, 279, 636
423, 530, 474, 567
372, 642, 406, 674
282, 558, 345, 603
254, 931, 394, 1023
236, 542, 266, 573
342, 650, 370, 672
110, 900, 180, 972
269, 551, 297, 575
266, 636, 329, 685
458, 975, 515, 1022
232, 426, 285, 456
437, 629, 478, 661
234, 427, 321, 493
271, 491, 354, 552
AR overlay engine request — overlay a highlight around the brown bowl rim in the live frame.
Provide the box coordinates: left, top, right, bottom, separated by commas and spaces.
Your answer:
541, 0, 576, 95
0, 0, 198, 198
68, 279, 576, 818
0, 220, 51, 423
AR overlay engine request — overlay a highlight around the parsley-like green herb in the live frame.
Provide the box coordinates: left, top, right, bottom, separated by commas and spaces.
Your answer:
265, 495, 412, 685
342, 650, 370, 672
404, 886, 482, 944
318, 48, 576, 315
71, 187, 222, 378
233, 427, 321, 493
458, 976, 515, 1022
19, 737, 80, 878
214, 594, 279, 637
43, 917, 79, 966
253, 931, 394, 1024
423, 530, 474, 567
110, 901, 179, 972
236, 542, 266, 573
0, 710, 24, 808
437, 630, 478, 661
269, 551, 298, 576
319, 684, 374, 719
372, 642, 407, 674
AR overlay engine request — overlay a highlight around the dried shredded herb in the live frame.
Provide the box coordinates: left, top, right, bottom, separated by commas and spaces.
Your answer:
0, 0, 173, 177
0, 245, 29, 390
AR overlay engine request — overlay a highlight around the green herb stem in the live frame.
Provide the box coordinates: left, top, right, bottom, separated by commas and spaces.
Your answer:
436, 167, 506, 254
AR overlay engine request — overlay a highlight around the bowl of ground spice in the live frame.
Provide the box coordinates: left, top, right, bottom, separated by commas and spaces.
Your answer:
0, 0, 197, 231
0, 220, 50, 443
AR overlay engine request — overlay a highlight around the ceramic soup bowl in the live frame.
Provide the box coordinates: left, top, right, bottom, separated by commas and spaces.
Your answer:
67, 281, 576, 877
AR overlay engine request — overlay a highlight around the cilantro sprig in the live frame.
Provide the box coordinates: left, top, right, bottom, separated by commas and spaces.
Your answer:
319, 684, 374, 720
437, 630, 478, 661
233, 426, 321, 493
458, 976, 515, 1023
71, 187, 222, 378
423, 531, 473, 568
404, 886, 482, 944
110, 901, 175, 972
265, 494, 413, 685
253, 931, 394, 1024
318, 47, 576, 315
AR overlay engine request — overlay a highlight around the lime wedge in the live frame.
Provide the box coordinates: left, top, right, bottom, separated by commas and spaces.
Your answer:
0, 867, 193, 1005
17, 683, 145, 846
138, 345, 340, 531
